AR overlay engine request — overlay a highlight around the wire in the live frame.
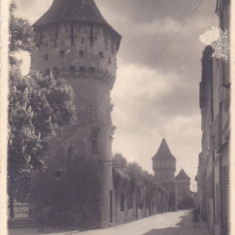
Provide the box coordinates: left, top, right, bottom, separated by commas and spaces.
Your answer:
142, 0, 198, 68
150, 0, 204, 66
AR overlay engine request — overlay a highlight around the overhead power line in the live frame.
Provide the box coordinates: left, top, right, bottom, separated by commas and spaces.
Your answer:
143, 0, 204, 69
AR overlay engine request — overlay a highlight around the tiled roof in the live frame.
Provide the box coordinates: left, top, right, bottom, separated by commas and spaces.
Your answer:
152, 138, 176, 160
34, 0, 121, 48
175, 169, 190, 180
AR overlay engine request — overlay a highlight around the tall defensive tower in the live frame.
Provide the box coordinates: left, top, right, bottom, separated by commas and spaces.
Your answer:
152, 138, 177, 211
30, 0, 121, 228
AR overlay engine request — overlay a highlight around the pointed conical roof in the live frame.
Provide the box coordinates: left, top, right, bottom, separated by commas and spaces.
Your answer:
33, 0, 121, 49
175, 169, 190, 180
152, 138, 176, 160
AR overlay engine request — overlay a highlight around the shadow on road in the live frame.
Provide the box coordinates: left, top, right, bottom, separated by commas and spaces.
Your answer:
142, 227, 181, 235
142, 211, 190, 235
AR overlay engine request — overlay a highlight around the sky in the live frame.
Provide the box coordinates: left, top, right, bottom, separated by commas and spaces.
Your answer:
12, 0, 218, 191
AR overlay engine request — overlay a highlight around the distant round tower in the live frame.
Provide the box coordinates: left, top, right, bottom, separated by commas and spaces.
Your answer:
30, 0, 121, 228
152, 138, 177, 211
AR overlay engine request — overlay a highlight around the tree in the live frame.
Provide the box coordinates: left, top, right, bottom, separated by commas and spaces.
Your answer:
8, 4, 77, 218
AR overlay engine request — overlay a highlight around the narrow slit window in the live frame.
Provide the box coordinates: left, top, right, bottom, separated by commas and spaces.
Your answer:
55, 170, 62, 180
54, 67, 59, 77
70, 66, 75, 77
79, 50, 84, 57
71, 22, 74, 43
79, 66, 85, 73
81, 36, 84, 44
90, 25, 93, 44
44, 54, 48, 60
60, 50, 65, 57
45, 69, 50, 75
91, 128, 98, 153
99, 51, 104, 58
89, 66, 95, 72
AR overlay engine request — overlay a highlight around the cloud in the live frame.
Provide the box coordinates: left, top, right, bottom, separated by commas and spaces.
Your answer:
111, 61, 201, 191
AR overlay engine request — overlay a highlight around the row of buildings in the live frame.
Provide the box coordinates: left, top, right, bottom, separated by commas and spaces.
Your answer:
197, 0, 230, 235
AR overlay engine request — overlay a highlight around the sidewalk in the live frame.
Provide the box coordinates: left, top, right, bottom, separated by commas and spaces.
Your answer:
179, 213, 211, 235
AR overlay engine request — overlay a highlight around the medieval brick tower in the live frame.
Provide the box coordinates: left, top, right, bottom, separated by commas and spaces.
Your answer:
175, 169, 191, 208
152, 138, 177, 211
30, 0, 121, 228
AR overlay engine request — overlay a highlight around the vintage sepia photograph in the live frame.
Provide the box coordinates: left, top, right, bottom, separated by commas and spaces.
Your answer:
2, 0, 231, 234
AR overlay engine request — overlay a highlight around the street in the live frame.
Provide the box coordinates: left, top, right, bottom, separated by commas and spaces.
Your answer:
9, 210, 211, 235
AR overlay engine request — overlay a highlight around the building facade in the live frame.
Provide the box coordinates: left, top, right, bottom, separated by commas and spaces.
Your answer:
197, 1, 230, 234
152, 138, 177, 211
29, 0, 121, 228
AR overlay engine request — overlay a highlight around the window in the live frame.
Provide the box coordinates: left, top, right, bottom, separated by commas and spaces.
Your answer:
71, 23, 74, 43
79, 66, 85, 73
53, 67, 59, 78
79, 50, 84, 57
99, 51, 104, 58
89, 66, 95, 72
44, 54, 48, 60
45, 69, 50, 75
81, 36, 84, 44
55, 170, 62, 180
60, 50, 65, 57
90, 25, 93, 44
91, 128, 98, 153
108, 57, 112, 64
70, 66, 75, 77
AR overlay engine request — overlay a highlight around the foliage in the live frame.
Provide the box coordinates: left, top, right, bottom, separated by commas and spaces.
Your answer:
177, 195, 194, 210
8, 4, 77, 205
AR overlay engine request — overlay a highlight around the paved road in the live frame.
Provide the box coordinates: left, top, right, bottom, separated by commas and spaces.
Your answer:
8, 210, 211, 235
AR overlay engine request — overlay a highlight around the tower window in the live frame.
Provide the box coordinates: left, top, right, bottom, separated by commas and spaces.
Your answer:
89, 66, 95, 72
55, 170, 62, 180
45, 69, 50, 75
79, 50, 84, 57
60, 50, 65, 57
81, 36, 84, 44
79, 66, 85, 73
44, 54, 48, 60
108, 57, 112, 64
71, 22, 74, 43
70, 66, 75, 77
90, 25, 93, 44
91, 128, 98, 153
53, 67, 59, 77
99, 52, 104, 58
